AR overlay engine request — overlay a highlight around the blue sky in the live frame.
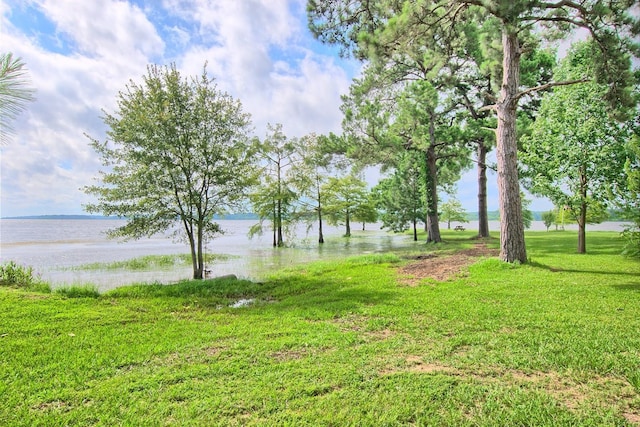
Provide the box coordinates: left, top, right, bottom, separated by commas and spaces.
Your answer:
0, 0, 552, 217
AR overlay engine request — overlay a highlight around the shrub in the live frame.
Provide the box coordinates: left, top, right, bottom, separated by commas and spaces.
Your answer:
0, 261, 50, 292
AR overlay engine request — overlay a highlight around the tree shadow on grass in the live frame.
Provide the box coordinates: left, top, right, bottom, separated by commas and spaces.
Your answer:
610, 283, 640, 292
528, 260, 639, 278
104, 258, 399, 316
259, 271, 398, 317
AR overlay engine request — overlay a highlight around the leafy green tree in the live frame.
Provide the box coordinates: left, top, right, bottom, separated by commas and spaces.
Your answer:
373, 151, 425, 241
84, 64, 255, 279
249, 123, 299, 247
440, 198, 468, 230
620, 133, 640, 257
292, 133, 340, 244
0, 53, 35, 145
353, 191, 379, 231
521, 42, 634, 253
323, 175, 369, 237
308, 0, 639, 263
541, 210, 555, 232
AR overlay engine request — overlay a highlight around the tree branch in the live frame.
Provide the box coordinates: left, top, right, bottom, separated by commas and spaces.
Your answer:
515, 78, 590, 101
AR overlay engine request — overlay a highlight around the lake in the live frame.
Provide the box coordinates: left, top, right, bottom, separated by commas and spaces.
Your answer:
0, 218, 629, 292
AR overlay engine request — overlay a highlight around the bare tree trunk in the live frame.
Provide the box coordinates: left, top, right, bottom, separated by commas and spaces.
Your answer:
413, 217, 418, 241
277, 198, 284, 247
318, 210, 324, 244
477, 141, 490, 238
578, 171, 587, 253
345, 210, 351, 237
272, 203, 277, 247
425, 146, 441, 243
195, 222, 204, 280
496, 28, 527, 263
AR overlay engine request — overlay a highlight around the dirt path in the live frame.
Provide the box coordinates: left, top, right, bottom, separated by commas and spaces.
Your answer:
398, 242, 499, 285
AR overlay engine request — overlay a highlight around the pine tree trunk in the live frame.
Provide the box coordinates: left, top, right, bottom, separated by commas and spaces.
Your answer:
496, 28, 527, 263
477, 141, 490, 238
413, 217, 418, 241
425, 116, 441, 243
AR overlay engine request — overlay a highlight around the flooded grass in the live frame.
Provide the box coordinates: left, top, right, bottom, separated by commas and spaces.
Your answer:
71, 253, 235, 271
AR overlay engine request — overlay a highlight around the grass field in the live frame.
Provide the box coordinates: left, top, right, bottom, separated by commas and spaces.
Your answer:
1, 230, 639, 426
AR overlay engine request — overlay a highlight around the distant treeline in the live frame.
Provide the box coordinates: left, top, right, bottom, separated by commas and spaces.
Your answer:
464, 210, 626, 222
2, 213, 260, 220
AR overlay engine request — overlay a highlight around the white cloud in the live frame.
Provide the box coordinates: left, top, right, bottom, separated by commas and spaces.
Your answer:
0, 0, 355, 216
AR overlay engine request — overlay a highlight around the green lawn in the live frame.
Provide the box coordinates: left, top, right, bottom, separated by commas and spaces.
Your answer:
1, 231, 639, 426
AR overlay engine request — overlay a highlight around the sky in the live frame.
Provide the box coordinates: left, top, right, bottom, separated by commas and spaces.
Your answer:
0, 0, 553, 218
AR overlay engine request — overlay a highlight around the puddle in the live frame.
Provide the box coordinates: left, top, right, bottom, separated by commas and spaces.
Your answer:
229, 298, 255, 308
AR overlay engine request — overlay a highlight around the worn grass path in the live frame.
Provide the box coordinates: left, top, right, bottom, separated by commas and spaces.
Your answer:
1, 231, 639, 426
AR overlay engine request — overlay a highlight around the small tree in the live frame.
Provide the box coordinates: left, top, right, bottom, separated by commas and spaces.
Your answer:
541, 210, 555, 232
353, 191, 379, 230
440, 198, 468, 230
323, 175, 368, 237
84, 64, 256, 279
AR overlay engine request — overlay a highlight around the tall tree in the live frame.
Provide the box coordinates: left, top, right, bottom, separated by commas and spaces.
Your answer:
0, 53, 36, 145
292, 133, 339, 244
308, 0, 639, 262
250, 123, 299, 247
521, 42, 635, 253
84, 64, 255, 279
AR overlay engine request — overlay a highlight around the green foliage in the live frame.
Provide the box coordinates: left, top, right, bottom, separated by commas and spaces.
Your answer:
620, 134, 640, 257
0, 52, 36, 145
249, 123, 300, 247
84, 63, 255, 278
0, 261, 49, 292
541, 210, 555, 231
322, 174, 369, 237
521, 41, 633, 251
440, 198, 468, 229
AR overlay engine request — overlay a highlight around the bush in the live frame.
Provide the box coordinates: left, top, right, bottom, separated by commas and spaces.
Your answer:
0, 261, 50, 292
621, 225, 640, 258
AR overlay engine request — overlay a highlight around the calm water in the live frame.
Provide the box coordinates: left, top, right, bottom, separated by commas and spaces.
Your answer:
0, 219, 629, 292
0, 219, 414, 291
